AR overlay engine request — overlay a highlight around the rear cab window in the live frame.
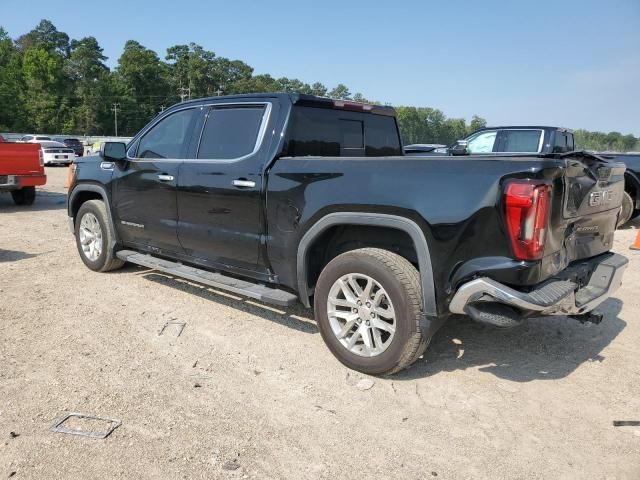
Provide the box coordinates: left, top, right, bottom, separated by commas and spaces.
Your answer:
282, 106, 402, 157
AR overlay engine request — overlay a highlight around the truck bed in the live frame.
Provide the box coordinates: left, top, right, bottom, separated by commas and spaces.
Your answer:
267, 153, 625, 314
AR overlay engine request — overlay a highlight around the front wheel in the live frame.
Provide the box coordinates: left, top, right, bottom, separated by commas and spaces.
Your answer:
75, 200, 124, 272
314, 248, 429, 376
11, 187, 35, 206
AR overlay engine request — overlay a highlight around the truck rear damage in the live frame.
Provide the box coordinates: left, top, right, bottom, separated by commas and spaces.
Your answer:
449, 152, 628, 327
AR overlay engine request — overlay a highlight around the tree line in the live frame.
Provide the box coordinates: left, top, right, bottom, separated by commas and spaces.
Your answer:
1, 20, 638, 151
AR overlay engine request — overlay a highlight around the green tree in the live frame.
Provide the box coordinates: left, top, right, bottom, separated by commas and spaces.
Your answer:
328, 84, 351, 100
0, 27, 26, 130
211, 57, 252, 93
165, 43, 253, 98
231, 74, 280, 94
396, 106, 487, 145
16, 19, 70, 57
22, 47, 66, 132
275, 77, 313, 94
352, 93, 369, 103
64, 36, 110, 134
467, 115, 487, 134
114, 40, 171, 134
310, 82, 328, 97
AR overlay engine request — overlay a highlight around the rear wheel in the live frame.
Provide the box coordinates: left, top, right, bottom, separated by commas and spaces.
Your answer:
11, 187, 36, 206
75, 200, 124, 272
314, 248, 429, 376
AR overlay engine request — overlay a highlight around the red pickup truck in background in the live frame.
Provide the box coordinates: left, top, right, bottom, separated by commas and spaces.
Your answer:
0, 134, 47, 205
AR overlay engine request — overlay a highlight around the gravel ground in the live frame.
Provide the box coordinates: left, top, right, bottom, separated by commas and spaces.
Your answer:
1, 167, 639, 479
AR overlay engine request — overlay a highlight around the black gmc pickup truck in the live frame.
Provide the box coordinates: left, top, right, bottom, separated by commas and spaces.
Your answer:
67, 93, 629, 375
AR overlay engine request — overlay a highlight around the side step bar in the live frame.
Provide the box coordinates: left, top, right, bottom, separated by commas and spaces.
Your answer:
116, 250, 299, 307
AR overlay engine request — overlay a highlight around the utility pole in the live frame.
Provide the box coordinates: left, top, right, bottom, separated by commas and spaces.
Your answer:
179, 86, 191, 102
215, 86, 223, 96
111, 103, 120, 137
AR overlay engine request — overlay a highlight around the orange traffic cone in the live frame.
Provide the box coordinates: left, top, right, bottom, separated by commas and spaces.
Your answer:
631, 230, 640, 250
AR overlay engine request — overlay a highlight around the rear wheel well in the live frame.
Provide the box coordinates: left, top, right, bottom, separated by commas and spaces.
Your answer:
305, 224, 419, 292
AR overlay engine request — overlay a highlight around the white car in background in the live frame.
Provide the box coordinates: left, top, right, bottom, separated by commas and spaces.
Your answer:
37, 140, 75, 166
18, 136, 75, 165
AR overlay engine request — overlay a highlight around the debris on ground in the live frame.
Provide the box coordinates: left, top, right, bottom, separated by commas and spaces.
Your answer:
355, 378, 375, 391
222, 461, 240, 471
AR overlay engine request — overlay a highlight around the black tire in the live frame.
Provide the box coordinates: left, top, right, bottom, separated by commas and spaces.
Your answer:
314, 248, 429, 376
11, 187, 36, 206
618, 191, 634, 228
75, 199, 124, 272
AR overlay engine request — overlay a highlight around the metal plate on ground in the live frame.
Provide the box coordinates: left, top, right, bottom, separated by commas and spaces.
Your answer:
50, 412, 121, 439
158, 320, 186, 337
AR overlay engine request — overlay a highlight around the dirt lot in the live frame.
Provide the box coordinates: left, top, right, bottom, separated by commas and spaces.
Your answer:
1, 167, 639, 479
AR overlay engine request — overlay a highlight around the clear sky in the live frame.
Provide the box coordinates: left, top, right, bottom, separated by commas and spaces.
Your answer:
3, 0, 639, 134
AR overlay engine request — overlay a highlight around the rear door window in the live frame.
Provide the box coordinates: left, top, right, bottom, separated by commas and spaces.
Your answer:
136, 108, 198, 159
197, 105, 267, 160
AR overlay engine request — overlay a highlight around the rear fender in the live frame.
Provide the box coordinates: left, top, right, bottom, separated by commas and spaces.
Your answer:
296, 212, 443, 335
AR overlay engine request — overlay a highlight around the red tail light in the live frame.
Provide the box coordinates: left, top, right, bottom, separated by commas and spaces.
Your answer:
333, 100, 374, 112
505, 181, 551, 261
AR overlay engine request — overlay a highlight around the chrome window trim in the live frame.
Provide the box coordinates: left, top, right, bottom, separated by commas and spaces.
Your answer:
126, 101, 272, 164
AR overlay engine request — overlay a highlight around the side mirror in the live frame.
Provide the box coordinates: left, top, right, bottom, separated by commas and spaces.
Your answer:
450, 140, 468, 156
100, 142, 127, 162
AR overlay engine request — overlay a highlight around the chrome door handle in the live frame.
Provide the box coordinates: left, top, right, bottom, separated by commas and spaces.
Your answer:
157, 174, 174, 182
232, 179, 256, 188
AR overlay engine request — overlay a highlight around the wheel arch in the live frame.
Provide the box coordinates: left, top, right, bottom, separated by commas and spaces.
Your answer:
296, 212, 437, 316
68, 184, 119, 243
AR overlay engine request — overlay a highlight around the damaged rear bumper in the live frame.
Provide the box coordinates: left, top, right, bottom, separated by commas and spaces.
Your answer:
449, 253, 628, 325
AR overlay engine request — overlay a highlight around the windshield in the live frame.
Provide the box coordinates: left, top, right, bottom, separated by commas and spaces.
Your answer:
467, 130, 497, 153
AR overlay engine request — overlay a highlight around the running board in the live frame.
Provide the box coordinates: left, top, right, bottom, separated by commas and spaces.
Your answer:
116, 250, 298, 307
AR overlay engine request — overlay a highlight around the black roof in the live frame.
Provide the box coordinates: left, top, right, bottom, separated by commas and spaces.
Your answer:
172, 92, 396, 116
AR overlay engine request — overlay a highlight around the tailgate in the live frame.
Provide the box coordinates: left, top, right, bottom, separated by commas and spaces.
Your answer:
0, 143, 42, 175
545, 153, 625, 271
